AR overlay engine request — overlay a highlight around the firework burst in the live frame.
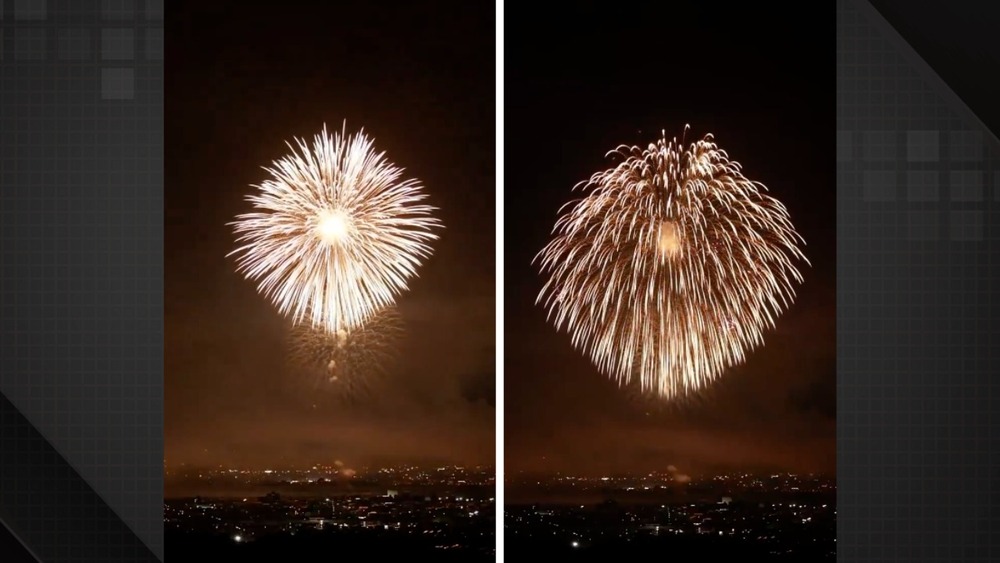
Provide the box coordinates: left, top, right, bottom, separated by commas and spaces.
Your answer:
286, 305, 404, 401
229, 124, 441, 333
536, 126, 808, 399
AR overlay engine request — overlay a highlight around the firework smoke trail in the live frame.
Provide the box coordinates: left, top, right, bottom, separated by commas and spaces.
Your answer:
287, 305, 404, 401
229, 124, 441, 333
535, 127, 808, 399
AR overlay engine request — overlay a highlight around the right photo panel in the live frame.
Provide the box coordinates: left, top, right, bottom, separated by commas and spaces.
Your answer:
504, 3, 836, 561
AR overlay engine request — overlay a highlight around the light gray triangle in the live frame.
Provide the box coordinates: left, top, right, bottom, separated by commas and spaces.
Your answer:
858, 0, 1000, 149
0, 383, 164, 561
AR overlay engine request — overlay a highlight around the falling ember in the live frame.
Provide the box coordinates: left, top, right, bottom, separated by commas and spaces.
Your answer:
536, 126, 808, 399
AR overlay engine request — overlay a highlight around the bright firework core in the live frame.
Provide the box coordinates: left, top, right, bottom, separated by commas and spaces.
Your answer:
657, 220, 682, 258
316, 209, 351, 245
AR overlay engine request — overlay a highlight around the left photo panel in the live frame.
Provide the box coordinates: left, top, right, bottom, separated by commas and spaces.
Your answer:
165, 2, 496, 560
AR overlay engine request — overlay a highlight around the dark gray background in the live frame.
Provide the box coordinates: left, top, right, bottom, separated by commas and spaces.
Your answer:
1, 0, 999, 562
838, 0, 1000, 561
0, 0, 162, 562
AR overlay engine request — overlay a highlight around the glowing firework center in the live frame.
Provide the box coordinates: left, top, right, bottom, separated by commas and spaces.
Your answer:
315, 209, 352, 245
657, 220, 682, 259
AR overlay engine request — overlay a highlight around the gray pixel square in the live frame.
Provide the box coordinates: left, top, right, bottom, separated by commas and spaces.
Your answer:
0, 0, 3, 19
102, 29, 134, 61
837, 130, 852, 162
862, 130, 896, 161
145, 28, 162, 61
14, 0, 45, 20
949, 170, 984, 202
862, 170, 896, 201
145, 0, 162, 20
0, 30, 3, 60
907, 211, 939, 241
58, 29, 91, 61
14, 28, 46, 61
906, 130, 939, 162
101, 0, 134, 20
906, 171, 939, 202
995, 174, 1000, 202
101, 68, 134, 100
950, 210, 983, 241
949, 130, 983, 161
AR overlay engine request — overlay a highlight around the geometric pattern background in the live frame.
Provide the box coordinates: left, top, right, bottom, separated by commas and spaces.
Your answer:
838, 1, 1000, 561
0, 0, 163, 561
0, 1, 998, 562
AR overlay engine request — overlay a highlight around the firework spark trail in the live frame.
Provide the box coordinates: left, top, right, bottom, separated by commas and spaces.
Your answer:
287, 305, 404, 400
536, 126, 808, 399
229, 124, 441, 333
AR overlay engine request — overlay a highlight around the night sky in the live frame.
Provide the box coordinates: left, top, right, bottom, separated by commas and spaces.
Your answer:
504, 4, 836, 478
165, 1, 495, 471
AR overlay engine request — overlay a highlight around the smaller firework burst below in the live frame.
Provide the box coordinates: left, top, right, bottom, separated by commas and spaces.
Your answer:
286, 306, 404, 403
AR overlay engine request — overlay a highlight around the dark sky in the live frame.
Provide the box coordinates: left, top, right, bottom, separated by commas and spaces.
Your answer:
165, 1, 495, 470
504, 4, 836, 477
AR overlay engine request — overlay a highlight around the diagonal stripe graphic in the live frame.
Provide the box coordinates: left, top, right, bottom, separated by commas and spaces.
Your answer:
869, 0, 1000, 145
0, 391, 158, 563
0, 517, 41, 563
